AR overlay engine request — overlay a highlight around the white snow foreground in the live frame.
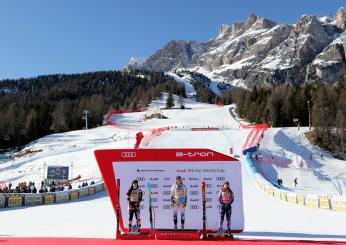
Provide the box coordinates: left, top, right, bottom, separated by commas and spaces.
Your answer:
0, 97, 346, 241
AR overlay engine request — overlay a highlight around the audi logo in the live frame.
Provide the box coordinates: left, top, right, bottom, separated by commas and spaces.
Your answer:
151, 184, 158, 188
206, 198, 213, 202
151, 198, 158, 202
137, 177, 145, 181
190, 199, 199, 202
162, 205, 171, 209
162, 191, 171, 195
206, 184, 212, 188
190, 191, 199, 195
216, 177, 225, 181
190, 205, 199, 209
121, 152, 136, 158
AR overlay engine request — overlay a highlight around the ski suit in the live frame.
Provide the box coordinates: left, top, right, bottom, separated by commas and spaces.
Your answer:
171, 183, 187, 228
126, 187, 143, 230
218, 187, 234, 231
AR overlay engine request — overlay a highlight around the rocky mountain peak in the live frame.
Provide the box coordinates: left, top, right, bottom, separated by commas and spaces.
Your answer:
336, 6, 346, 30
295, 15, 321, 34
131, 7, 346, 87
243, 14, 258, 31
219, 24, 230, 35
251, 17, 276, 30
230, 22, 244, 36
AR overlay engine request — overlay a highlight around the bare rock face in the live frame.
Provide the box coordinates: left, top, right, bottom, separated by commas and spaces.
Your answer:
243, 14, 258, 31
336, 7, 346, 31
306, 32, 346, 84
139, 40, 205, 72
132, 8, 346, 87
219, 24, 230, 36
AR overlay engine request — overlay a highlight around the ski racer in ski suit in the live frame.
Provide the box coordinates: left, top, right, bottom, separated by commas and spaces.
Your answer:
171, 176, 187, 229
126, 179, 143, 232
218, 181, 234, 235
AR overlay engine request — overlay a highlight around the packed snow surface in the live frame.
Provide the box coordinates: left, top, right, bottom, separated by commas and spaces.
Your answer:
1, 96, 346, 241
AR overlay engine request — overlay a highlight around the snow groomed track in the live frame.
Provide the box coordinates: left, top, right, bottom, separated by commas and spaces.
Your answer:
1, 97, 346, 243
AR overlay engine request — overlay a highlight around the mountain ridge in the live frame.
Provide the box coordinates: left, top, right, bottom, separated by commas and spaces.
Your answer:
128, 7, 346, 87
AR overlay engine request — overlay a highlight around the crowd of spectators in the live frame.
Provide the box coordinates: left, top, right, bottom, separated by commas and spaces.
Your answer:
0, 180, 96, 194
78, 181, 94, 188
0, 181, 38, 193
0, 180, 72, 193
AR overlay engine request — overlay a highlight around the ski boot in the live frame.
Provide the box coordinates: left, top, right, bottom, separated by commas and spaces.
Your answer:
174, 224, 178, 230
217, 226, 224, 234
227, 229, 233, 238
131, 225, 138, 233
181, 224, 184, 230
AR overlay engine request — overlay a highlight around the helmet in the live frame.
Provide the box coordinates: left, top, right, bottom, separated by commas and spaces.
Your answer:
176, 176, 182, 180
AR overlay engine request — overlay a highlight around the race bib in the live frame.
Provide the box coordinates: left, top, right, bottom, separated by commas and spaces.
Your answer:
178, 196, 185, 204
130, 193, 139, 202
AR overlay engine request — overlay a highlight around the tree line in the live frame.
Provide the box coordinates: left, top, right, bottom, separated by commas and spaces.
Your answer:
219, 79, 346, 159
0, 70, 185, 150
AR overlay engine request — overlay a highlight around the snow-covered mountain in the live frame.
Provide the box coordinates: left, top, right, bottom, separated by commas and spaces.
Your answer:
128, 7, 346, 87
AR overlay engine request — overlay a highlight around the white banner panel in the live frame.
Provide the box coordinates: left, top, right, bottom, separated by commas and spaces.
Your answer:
113, 161, 244, 230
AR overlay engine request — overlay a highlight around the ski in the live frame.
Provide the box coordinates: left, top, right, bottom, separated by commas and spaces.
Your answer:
147, 182, 154, 230
202, 181, 207, 239
116, 179, 121, 237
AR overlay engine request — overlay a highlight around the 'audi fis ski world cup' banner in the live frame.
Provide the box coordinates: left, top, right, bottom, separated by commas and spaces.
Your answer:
94, 149, 244, 233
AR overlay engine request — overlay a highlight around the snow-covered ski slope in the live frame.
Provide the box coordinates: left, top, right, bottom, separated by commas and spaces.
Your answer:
1, 96, 346, 241
0, 126, 137, 185
258, 127, 346, 195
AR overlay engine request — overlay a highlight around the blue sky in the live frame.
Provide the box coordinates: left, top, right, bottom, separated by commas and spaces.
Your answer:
0, 0, 345, 79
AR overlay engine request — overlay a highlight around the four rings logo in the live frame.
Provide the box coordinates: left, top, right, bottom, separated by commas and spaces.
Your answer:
216, 177, 225, 181
162, 205, 171, 209
137, 177, 145, 181
190, 191, 199, 195
190, 205, 199, 209
121, 152, 136, 158
162, 191, 171, 195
